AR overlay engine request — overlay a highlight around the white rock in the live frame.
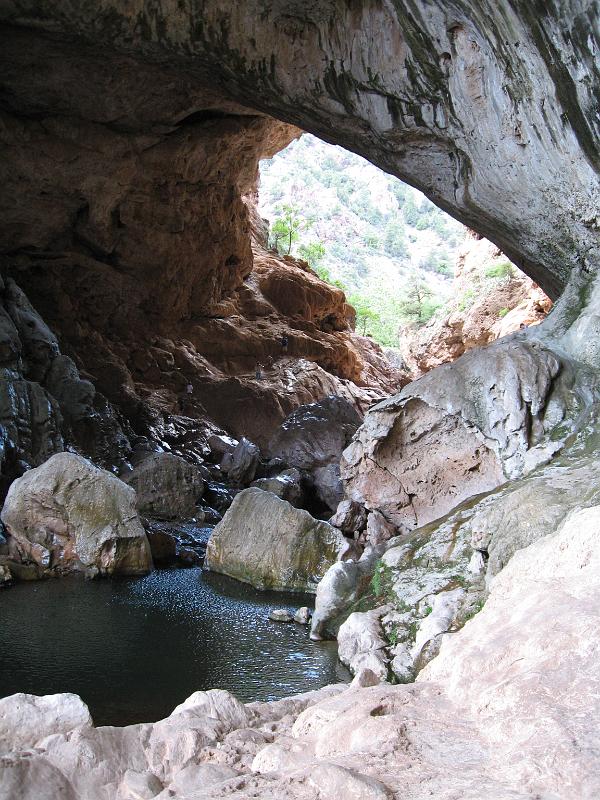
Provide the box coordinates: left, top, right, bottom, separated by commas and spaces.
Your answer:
293, 606, 311, 625
337, 609, 388, 679
117, 769, 163, 800
0, 692, 92, 753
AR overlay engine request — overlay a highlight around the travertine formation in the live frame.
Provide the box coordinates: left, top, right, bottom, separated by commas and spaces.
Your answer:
2, 501, 599, 798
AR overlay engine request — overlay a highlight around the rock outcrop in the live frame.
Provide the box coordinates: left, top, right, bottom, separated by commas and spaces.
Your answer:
0, 24, 401, 461
0, 277, 130, 499
205, 488, 348, 592
1, 452, 152, 577
3, 498, 600, 798
1, 2, 597, 299
342, 330, 588, 532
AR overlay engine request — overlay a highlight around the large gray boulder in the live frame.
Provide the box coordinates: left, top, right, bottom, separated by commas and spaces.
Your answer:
1, 452, 152, 576
269, 395, 362, 511
122, 452, 203, 520
205, 487, 348, 592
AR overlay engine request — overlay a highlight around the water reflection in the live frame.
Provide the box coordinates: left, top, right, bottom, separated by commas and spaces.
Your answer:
0, 568, 349, 726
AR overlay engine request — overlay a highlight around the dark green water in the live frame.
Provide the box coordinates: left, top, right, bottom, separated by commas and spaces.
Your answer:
0, 568, 348, 726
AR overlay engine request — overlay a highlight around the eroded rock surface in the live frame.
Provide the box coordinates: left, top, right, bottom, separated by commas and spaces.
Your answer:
342, 332, 588, 532
0, 277, 130, 498
205, 487, 348, 592
1, 452, 152, 576
1, 2, 597, 299
3, 500, 600, 799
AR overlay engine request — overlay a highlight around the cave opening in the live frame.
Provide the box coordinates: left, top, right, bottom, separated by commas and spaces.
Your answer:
257, 132, 551, 373
1, 7, 599, 786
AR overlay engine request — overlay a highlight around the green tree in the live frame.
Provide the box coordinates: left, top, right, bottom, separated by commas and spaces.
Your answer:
384, 220, 408, 259
270, 205, 306, 255
348, 293, 381, 336
298, 241, 326, 268
397, 275, 440, 325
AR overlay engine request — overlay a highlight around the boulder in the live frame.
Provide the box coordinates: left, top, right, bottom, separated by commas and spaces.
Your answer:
122, 452, 203, 520
1, 453, 152, 576
365, 510, 397, 546
329, 499, 367, 535
205, 487, 348, 592
294, 607, 311, 625
269, 609, 293, 622
269, 395, 362, 511
221, 437, 261, 485
208, 433, 239, 461
251, 468, 303, 506
342, 337, 583, 532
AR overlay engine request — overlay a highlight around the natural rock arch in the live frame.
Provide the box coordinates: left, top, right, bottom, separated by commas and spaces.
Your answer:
1, 1, 598, 298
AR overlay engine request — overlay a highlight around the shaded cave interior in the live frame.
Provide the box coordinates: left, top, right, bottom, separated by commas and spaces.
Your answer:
0, 20, 586, 506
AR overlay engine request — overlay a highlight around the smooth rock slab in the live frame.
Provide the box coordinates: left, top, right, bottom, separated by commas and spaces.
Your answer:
205, 488, 348, 592
1, 452, 152, 576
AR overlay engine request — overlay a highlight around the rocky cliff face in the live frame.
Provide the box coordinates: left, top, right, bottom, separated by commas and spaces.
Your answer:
0, 25, 401, 462
400, 233, 552, 376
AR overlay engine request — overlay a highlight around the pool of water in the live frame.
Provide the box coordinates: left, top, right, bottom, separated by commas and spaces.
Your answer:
0, 568, 349, 726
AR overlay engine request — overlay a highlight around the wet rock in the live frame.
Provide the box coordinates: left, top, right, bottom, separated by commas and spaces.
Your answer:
199, 504, 222, 525
143, 519, 211, 566
329, 499, 367, 535
269, 395, 362, 511
205, 487, 348, 592
251, 468, 303, 506
269, 609, 293, 623
294, 607, 311, 625
204, 481, 236, 515
208, 433, 239, 461
122, 452, 203, 520
222, 437, 261, 485
1, 452, 152, 576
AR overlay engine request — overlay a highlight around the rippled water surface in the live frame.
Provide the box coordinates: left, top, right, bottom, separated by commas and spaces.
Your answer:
0, 569, 348, 726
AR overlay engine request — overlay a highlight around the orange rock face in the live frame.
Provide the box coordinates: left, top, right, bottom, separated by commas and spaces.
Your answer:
1, 30, 402, 448
400, 235, 553, 378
